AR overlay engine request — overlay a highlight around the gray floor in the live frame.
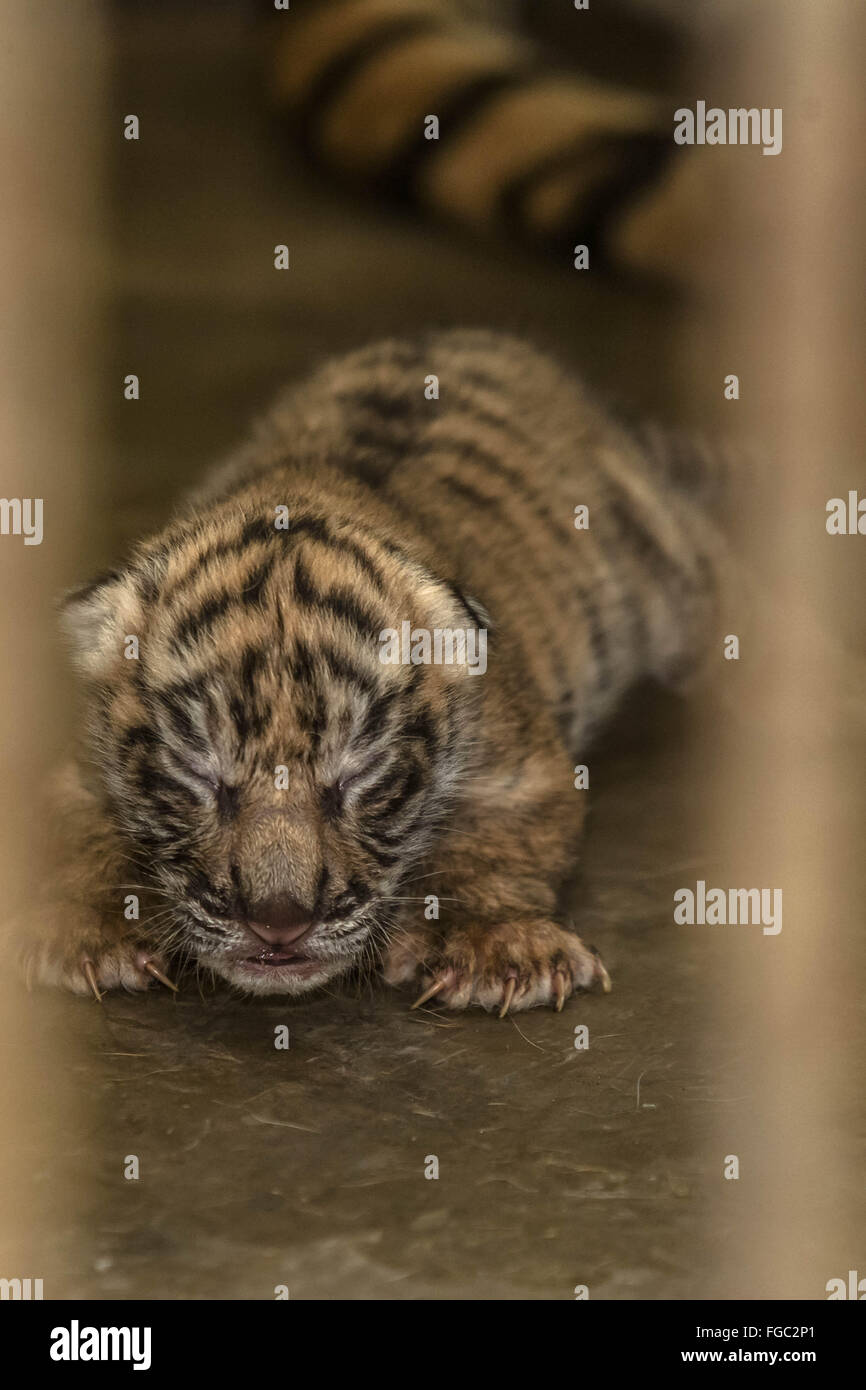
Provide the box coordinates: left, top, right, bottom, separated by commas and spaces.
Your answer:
22, 700, 724, 1301
10, 6, 862, 1300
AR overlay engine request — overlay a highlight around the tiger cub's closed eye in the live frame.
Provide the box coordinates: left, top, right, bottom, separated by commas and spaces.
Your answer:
322, 760, 379, 815
174, 758, 237, 817
166, 751, 221, 796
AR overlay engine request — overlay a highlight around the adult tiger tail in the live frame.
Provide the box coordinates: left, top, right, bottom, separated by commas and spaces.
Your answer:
266, 0, 676, 266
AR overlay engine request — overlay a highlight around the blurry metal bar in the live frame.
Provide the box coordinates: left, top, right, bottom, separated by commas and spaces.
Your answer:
0, 1, 108, 1289
708, 0, 865, 1299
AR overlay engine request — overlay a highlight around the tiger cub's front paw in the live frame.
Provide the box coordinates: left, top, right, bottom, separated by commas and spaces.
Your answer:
19, 917, 176, 1000
392, 917, 611, 1016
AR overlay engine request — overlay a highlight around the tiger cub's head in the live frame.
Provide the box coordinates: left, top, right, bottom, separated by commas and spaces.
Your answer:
62, 497, 488, 995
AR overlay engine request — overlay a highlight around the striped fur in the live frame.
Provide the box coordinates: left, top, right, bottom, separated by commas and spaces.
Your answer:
27, 332, 723, 1009
269, 0, 671, 259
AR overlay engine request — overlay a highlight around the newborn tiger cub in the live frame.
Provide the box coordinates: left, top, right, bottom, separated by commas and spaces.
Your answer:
27, 331, 721, 1013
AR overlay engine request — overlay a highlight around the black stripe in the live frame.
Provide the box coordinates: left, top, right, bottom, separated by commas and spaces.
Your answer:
240, 555, 275, 605
151, 674, 211, 708
369, 822, 416, 850
341, 386, 420, 423
134, 563, 160, 605
292, 555, 317, 607
416, 466, 575, 646
229, 692, 268, 744
342, 455, 386, 490
372, 533, 417, 568
172, 592, 234, 648
448, 396, 525, 440
400, 708, 437, 749
162, 514, 279, 601
217, 782, 240, 822
155, 694, 208, 752
324, 883, 368, 923
228, 695, 250, 744
358, 837, 402, 867
369, 761, 425, 822
298, 685, 328, 753
66, 568, 122, 606
412, 439, 609, 686
239, 644, 269, 692
325, 587, 381, 641
195, 893, 231, 919
225, 649, 271, 740
347, 876, 371, 907
295, 15, 443, 159
118, 723, 157, 755
346, 422, 409, 486
434, 473, 494, 513
356, 763, 403, 811
293, 558, 382, 643
187, 870, 222, 909
229, 862, 246, 913
378, 68, 535, 202
416, 435, 572, 541
313, 863, 331, 911
566, 132, 672, 262
282, 513, 390, 595
321, 780, 343, 821
136, 763, 198, 808
445, 581, 490, 632
287, 513, 329, 544
500, 129, 671, 259
337, 403, 416, 485
369, 802, 426, 846
357, 686, 402, 745
291, 638, 378, 696
289, 638, 316, 688
327, 532, 389, 593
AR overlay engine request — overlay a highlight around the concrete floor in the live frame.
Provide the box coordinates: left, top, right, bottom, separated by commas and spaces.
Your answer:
20, 702, 726, 1301
9, 5, 863, 1300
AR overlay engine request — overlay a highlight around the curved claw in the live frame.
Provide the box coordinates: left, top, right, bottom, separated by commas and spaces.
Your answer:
591, 951, 612, 994
498, 977, 517, 1019
143, 961, 179, 993
411, 978, 447, 1010
553, 969, 568, 1012
82, 959, 103, 1004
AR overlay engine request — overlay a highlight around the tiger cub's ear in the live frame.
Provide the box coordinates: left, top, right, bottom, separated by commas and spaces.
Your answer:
447, 583, 492, 635
422, 580, 492, 680
60, 568, 143, 678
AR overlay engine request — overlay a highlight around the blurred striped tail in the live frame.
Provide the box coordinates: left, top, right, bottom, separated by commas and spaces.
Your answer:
267, 0, 674, 264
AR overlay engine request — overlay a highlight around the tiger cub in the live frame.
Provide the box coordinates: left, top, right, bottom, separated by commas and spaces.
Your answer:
24, 332, 721, 1013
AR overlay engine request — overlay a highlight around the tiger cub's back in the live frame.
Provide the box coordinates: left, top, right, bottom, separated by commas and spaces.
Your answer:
234, 330, 724, 751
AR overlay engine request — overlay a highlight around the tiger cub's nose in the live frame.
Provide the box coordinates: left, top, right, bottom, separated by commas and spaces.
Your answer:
246, 896, 313, 949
